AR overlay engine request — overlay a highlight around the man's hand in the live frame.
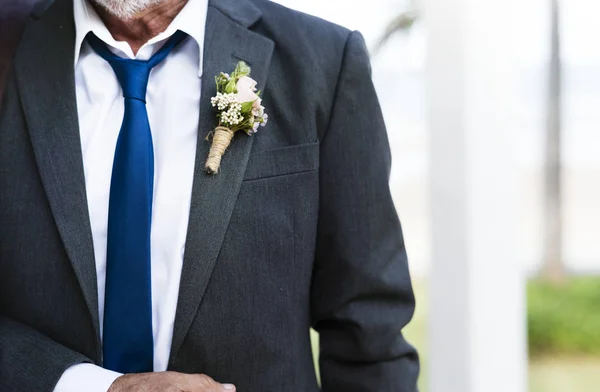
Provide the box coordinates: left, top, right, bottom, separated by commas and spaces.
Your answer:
108, 372, 236, 392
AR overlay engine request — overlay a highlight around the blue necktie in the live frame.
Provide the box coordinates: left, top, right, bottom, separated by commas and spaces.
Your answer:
87, 31, 187, 373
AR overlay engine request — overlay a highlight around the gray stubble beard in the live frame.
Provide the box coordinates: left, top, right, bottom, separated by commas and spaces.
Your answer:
90, 0, 169, 20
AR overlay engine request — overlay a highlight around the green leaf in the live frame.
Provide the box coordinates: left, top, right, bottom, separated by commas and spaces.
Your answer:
241, 101, 255, 113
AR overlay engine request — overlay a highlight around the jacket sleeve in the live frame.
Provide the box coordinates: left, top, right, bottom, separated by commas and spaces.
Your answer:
0, 69, 93, 392
310, 30, 420, 392
0, 315, 94, 391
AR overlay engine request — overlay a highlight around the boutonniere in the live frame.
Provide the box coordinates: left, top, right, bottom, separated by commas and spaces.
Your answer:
205, 61, 268, 174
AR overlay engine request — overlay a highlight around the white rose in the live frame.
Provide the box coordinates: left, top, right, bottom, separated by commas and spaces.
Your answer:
236, 76, 259, 103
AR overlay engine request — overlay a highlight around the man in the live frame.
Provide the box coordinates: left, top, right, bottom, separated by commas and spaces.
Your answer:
0, 0, 419, 390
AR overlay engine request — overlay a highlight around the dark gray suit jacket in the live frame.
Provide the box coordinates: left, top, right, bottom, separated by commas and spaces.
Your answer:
0, 0, 40, 97
0, 0, 419, 390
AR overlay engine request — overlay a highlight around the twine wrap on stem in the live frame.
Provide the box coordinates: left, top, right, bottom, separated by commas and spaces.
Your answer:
205, 126, 235, 174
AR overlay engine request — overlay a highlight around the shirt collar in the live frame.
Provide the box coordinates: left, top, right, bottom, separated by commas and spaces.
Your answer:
73, 0, 207, 77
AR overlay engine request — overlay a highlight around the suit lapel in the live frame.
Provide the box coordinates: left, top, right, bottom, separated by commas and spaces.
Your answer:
14, 0, 101, 355
169, 0, 274, 364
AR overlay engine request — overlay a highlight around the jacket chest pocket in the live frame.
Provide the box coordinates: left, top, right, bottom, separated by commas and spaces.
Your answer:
243, 142, 320, 181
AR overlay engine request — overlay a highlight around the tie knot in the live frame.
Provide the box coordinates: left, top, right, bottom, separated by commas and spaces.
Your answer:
109, 60, 152, 102
87, 31, 188, 102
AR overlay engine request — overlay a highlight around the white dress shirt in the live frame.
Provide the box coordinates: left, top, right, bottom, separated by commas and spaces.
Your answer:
54, 0, 208, 390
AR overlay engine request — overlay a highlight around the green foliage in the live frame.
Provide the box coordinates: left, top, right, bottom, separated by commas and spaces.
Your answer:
232, 61, 251, 79
214, 61, 252, 95
528, 277, 600, 356
241, 101, 254, 113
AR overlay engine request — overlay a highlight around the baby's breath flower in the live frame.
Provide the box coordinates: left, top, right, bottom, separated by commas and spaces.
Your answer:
211, 92, 239, 112
220, 102, 244, 127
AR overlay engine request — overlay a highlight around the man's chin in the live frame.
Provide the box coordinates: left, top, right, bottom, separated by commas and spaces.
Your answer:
90, 0, 167, 20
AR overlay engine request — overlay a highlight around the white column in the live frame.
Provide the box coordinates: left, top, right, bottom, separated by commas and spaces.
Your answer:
424, 0, 527, 391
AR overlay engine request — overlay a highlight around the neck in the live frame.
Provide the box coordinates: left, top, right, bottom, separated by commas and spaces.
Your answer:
92, 0, 188, 55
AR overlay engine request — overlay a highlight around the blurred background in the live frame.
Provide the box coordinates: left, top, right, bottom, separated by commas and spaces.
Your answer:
273, 0, 600, 391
